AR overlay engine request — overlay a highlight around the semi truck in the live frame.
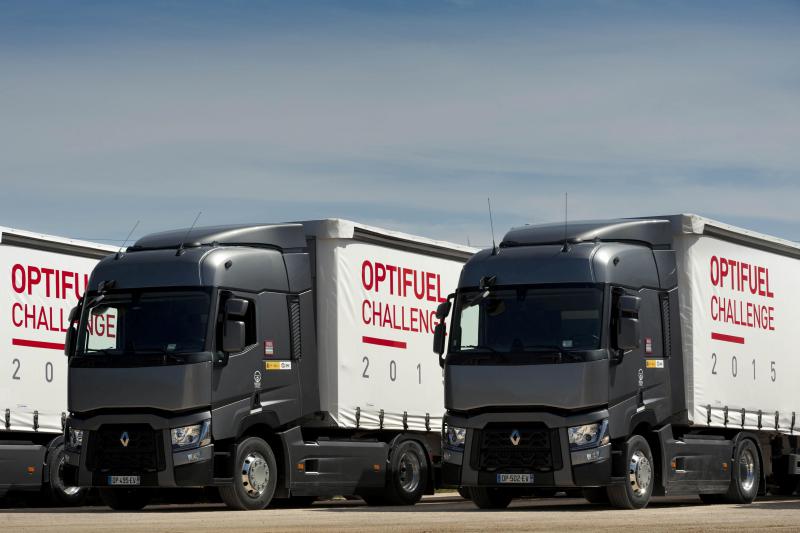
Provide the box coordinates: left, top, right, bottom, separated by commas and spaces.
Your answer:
0, 226, 115, 504
433, 214, 800, 509
62, 219, 474, 510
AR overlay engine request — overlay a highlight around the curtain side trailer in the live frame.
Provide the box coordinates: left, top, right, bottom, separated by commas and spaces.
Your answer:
0, 227, 115, 504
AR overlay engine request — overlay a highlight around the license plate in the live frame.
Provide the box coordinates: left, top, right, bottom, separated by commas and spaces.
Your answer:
108, 475, 141, 486
497, 473, 532, 484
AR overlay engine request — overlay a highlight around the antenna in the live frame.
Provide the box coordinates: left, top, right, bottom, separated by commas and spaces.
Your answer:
487, 197, 497, 255
561, 192, 570, 252
115, 220, 140, 260
176, 212, 202, 256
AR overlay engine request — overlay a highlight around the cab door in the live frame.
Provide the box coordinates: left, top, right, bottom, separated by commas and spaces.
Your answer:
608, 287, 670, 426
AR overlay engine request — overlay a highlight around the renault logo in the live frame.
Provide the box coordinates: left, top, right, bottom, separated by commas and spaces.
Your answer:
120, 431, 130, 448
510, 429, 521, 446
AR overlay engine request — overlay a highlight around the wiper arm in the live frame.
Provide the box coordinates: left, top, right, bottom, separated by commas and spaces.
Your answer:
459, 344, 498, 353
523, 345, 586, 362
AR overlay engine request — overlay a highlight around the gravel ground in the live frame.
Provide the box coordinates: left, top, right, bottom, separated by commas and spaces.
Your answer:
1, 494, 799, 532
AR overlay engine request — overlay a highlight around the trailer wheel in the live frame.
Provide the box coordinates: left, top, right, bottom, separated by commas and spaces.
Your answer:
469, 487, 514, 509
99, 488, 152, 510
219, 437, 278, 510
724, 438, 760, 504
607, 435, 654, 509
383, 440, 428, 505
47, 444, 88, 506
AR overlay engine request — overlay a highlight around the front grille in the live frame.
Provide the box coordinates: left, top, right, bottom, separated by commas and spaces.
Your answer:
85, 424, 165, 473
473, 424, 561, 472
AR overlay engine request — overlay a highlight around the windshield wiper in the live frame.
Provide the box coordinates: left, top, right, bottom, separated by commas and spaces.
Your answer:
459, 344, 498, 353
523, 345, 587, 362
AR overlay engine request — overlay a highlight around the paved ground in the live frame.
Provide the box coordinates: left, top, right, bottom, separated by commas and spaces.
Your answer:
1, 494, 799, 532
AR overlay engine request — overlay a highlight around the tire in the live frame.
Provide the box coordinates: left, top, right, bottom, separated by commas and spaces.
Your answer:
583, 487, 609, 504
218, 437, 278, 510
99, 488, 152, 511
457, 487, 471, 500
607, 435, 654, 510
382, 440, 429, 505
469, 487, 514, 509
47, 445, 88, 506
723, 439, 760, 504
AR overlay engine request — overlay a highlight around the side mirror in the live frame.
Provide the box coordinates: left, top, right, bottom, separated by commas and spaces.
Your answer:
433, 322, 447, 367
64, 327, 77, 357
435, 301, 452, 320
65, 304, 81, 357
223, 320, 246, 353
615, 295, 641, 354
225, 298, 249, 318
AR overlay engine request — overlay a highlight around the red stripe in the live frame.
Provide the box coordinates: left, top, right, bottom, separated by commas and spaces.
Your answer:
362, 336, 407, 349
711, 332, 745, 345
12, 338, 65, 350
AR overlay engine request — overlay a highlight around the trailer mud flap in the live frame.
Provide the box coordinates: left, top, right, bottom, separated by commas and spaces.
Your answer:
278, 427, 388, 497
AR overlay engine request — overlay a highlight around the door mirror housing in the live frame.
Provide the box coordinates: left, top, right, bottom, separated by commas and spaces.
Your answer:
433, 322, 447, 367
615, 294, 641, 354
435, 301, 452, 320
64, 327, 77, 357
222, 320, 246, 354
225, 298, 249, 318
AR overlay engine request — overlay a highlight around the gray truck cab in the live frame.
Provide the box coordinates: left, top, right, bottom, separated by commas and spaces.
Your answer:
435, 218, 685, 508
62, 224, 321, 509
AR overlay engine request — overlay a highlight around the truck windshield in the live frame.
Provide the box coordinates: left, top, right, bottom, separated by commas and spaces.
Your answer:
449, 286, 603, 356
75, 290, 211, 360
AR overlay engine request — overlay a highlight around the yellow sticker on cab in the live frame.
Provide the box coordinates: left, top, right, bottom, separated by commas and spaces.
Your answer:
266, 361, 292, 371
645, 359, 664, 369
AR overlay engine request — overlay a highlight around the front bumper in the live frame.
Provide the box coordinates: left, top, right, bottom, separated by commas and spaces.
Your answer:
63, 411, 214, 488
442, 409, 614, 488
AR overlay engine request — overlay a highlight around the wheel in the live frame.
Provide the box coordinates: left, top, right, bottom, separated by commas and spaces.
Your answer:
607, 435, 654, 509
457, 487, 471, 500
270, 495, 317, 508
47, 445, 88, 506
99, 488, 152, 510
583, 487, 609, 504
723, 438, 760, 504
469, 487, 514, 509
383, 440, 428, 505
218, 437, 278, 510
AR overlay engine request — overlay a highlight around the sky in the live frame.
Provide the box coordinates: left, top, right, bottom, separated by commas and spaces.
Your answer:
1, 0, 799, 247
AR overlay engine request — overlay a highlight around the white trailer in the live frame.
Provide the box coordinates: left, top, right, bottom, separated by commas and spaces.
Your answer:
0, 226, 115, 503
675, 214, 800, 434
305, 219, 472, 433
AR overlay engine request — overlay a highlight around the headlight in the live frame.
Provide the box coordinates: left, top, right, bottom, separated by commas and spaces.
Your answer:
443, 424, 467, 449
568, 419, 609, 450
171, 420, 211, 451
66, 427, 84, 451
